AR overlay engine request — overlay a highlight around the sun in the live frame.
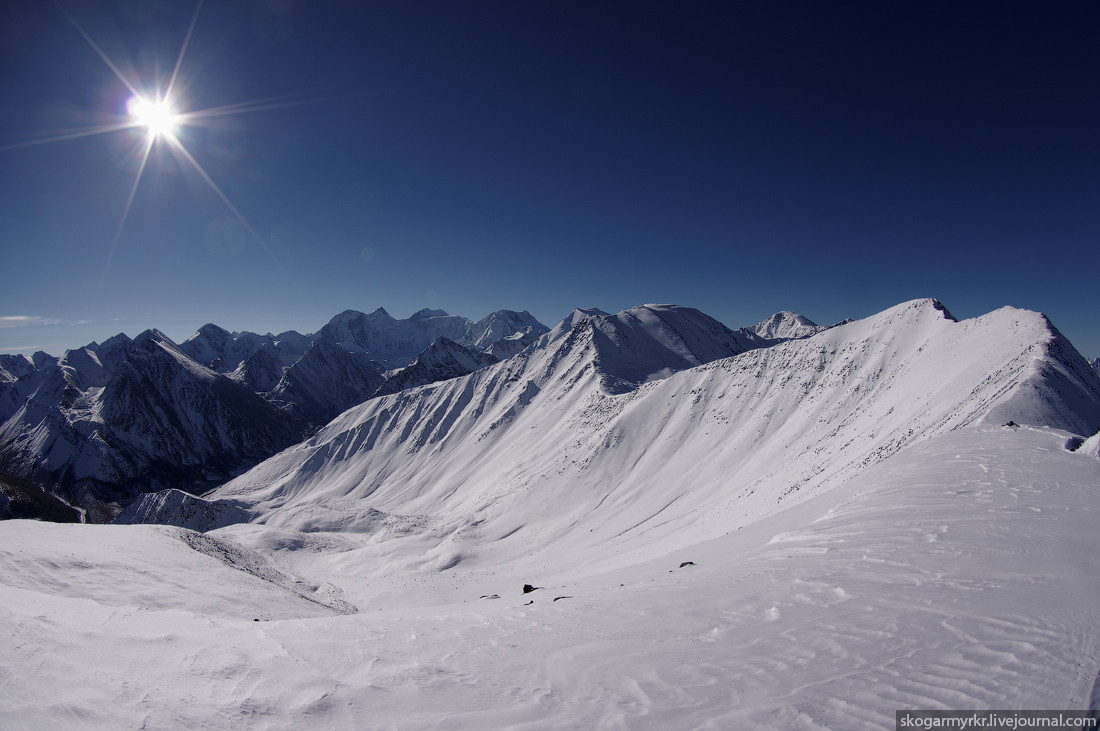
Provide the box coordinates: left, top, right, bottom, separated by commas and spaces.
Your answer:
127, 95, 180, 139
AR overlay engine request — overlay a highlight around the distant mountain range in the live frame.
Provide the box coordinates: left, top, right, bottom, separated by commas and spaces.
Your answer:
8, 300, 1095, 526
0, 305, 824, 519
0, 308, 547, 519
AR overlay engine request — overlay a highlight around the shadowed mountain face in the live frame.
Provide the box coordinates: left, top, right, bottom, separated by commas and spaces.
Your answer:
0, 330, 306, 520
372, 338, 499, 398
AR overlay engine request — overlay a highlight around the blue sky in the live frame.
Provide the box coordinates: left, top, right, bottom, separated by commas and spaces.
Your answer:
1, 1, 1097, 358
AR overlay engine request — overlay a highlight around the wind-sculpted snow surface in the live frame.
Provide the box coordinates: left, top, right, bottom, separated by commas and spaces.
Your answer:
4, 426, 1100, 728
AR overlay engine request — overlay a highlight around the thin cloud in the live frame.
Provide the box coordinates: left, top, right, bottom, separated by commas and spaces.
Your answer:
0, 316, 64, 329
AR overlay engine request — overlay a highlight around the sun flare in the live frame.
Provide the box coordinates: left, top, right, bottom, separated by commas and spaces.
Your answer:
128, 96, 179, 139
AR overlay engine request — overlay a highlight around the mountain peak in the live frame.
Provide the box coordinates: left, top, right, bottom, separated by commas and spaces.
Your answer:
752, 311, 822, 341
194, 323, 230, 341
539, 303, 763, 393
410, 308, 450, 320
134, 328, 174, 345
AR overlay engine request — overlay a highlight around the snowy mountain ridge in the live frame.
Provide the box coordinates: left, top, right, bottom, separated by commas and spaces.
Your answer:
1, 304, 829, 518
207, 299, 1100, 572
6, 298, 1100, 727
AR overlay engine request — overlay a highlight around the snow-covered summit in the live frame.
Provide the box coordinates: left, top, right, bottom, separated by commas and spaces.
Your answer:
751, 310, 825, 340
180, 324, 277, 372
538, 303, 766, 392
313, 308, 547, 369
410, 308, 449, 320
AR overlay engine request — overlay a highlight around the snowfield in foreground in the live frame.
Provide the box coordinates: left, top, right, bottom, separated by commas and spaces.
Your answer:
2, 299, 1100, 729
3, 428, 1099, 729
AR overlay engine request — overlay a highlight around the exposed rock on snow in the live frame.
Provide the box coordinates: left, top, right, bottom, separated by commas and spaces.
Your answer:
0, 469, 81, 522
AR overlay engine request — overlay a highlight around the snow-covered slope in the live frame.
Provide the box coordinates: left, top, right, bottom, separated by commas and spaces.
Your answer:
0, 354, 35, 383
0, 308, 553, 518
535, 303, 767, 393
465, 309, 547, 349
4, 298, 1100, 727
213, 300, 1100, 564
5, 424, 1100, 728
113, 487, 251, 531
1078, 428, 1100, 458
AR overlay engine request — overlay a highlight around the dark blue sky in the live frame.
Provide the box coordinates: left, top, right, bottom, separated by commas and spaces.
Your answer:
1, 1, 1097, 357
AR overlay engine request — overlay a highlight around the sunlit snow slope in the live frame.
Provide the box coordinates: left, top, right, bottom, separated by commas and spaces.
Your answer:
3, 298, 1100, 729
212, 299, 1100, 574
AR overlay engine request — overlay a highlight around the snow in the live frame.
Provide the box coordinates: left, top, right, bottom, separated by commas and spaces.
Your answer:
1078, 428, 1100, 458
3, 425, 1100, 728
114, 488, 252, 532
3, 298, 1100, 728
751, 310, 825, 340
